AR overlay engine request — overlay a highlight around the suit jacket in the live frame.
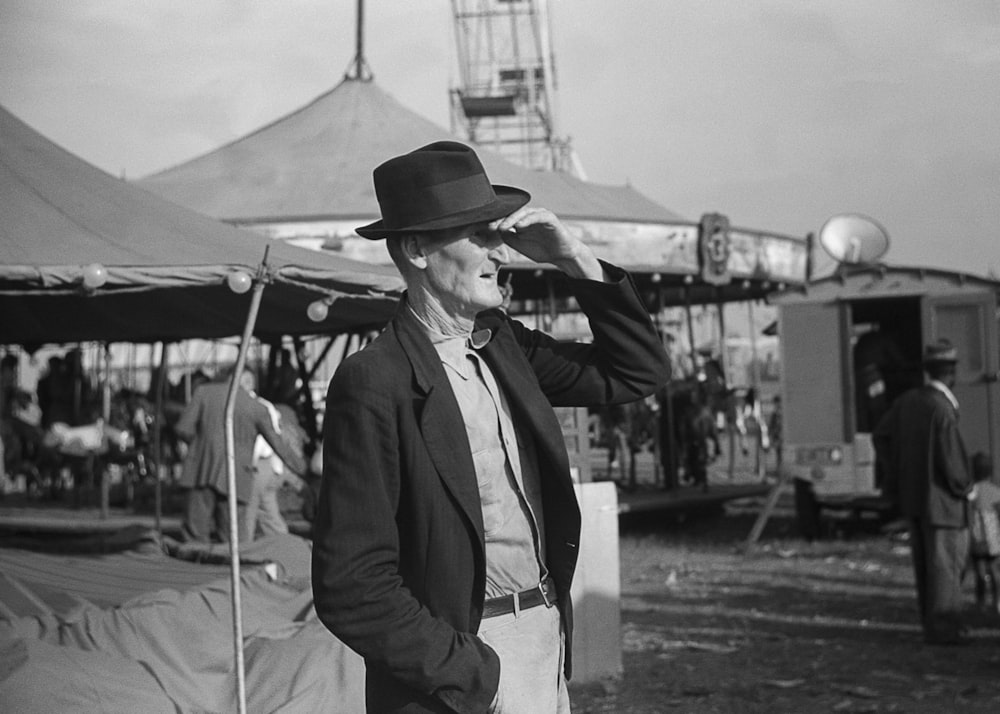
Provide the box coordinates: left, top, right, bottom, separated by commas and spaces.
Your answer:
175, 381, 305, 503
873, 384, 972, 527
311, 264, 670, 713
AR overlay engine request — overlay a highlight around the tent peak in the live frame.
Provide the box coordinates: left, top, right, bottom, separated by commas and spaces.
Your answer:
343, 0, 373, 82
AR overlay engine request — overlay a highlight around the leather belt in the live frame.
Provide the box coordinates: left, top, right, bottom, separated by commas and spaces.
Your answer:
482, 577, 557, 619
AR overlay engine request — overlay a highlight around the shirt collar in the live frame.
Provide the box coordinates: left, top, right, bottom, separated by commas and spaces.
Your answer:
406, 303, 492, 376
928, 379, 959, 411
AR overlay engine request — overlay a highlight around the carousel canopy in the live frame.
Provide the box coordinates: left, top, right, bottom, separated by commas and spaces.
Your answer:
0, 105, 403, 347
138, 76, 684, 226
137, 77, 809, 308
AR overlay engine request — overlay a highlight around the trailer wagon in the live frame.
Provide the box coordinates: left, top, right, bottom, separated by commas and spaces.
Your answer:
770, 265, 1000, 536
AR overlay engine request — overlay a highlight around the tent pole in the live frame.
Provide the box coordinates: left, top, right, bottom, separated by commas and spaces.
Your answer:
224, 251, 270, 714
265, 340, 280, 398
306, 335, 338, 384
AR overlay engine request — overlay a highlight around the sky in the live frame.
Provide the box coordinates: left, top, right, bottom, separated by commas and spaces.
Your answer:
1, 0, 998, 278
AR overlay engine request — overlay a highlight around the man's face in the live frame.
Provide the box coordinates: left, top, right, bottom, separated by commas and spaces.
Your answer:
928, 362, 957, 388
418, 222, 510, 319
239, 369, 256, 393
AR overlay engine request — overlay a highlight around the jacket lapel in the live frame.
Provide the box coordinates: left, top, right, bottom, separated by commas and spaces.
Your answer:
392, 303, 485, 539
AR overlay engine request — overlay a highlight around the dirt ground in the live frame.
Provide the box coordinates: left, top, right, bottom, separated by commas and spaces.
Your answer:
567, 504, 1000, 713
5, 443, 1000, 712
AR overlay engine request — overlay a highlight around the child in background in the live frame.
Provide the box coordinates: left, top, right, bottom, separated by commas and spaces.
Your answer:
969, 452, 1000, 614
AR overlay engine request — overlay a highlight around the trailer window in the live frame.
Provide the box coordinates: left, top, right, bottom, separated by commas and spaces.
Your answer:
934, 304, 984, 372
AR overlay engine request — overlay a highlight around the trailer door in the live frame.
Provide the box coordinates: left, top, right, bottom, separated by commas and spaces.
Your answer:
780, 301, 850, 445
922, 292, 1000, 463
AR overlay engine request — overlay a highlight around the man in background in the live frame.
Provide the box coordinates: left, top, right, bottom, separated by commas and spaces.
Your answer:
874, 339, 977, 645
175, 367, 305, 543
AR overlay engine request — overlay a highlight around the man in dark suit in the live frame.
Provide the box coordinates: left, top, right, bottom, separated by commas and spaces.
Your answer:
311, 141, 671, 713
874, 339, 977, 645
175, 367, 305, 543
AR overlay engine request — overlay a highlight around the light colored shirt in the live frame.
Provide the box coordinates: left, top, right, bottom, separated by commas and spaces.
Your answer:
971, 480, 1000, 556
974, 481, 1000, 514
253, 394, 285, 474
413, 309, 548, 598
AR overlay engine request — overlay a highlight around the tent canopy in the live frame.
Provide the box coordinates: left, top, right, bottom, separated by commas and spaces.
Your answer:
0, 105, 403, 346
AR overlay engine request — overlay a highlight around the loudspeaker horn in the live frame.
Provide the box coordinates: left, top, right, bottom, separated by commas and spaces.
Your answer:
817, 213, 889, 265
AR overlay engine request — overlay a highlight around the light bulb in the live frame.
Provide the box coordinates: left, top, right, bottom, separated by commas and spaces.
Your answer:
307, 299, 329, 322
227, 270, 252, 294
82, 263, 107, 289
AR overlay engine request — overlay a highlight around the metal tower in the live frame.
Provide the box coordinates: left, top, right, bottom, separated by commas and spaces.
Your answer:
449, 0, 583, 177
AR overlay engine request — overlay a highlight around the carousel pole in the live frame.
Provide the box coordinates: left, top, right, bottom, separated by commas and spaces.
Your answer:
292, 335, 319, 443
747, 299, 764, 479
152, 342, 169, 534
747, 300, 761, 388
652, 278, 665, 486
683, 282, 698, 375
100, 343, 112, 519
223, 248, 270, 714
716, 294, 737, 481
682, 282, 698, 489
545, 272, 556, 332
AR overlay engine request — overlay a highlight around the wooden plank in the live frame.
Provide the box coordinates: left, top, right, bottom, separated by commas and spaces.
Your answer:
745, 471, 789, 549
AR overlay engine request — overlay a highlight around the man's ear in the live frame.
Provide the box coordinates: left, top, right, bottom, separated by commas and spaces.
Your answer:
401, 234, 429, 270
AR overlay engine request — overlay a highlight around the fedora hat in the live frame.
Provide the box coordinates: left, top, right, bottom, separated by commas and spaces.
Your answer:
923, 338, 958, 364
356, 141, 530, 239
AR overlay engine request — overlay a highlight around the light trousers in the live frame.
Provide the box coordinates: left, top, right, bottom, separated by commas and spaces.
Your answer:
245, 461, 289, 541
478, 600, 570, 713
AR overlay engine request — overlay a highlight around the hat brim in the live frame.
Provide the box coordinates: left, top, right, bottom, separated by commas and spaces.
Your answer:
356, 185, 530, 240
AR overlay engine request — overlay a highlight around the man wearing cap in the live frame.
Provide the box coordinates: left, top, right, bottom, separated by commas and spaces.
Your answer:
874, 338, 977, 645
311, 141, 670, 712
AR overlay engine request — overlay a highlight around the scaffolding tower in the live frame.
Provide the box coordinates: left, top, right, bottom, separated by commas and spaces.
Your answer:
449, 0, 583, 177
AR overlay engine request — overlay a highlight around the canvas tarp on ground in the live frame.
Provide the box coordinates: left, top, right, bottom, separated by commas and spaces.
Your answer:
0, 532, 366, 712
0, 105, 403, 347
